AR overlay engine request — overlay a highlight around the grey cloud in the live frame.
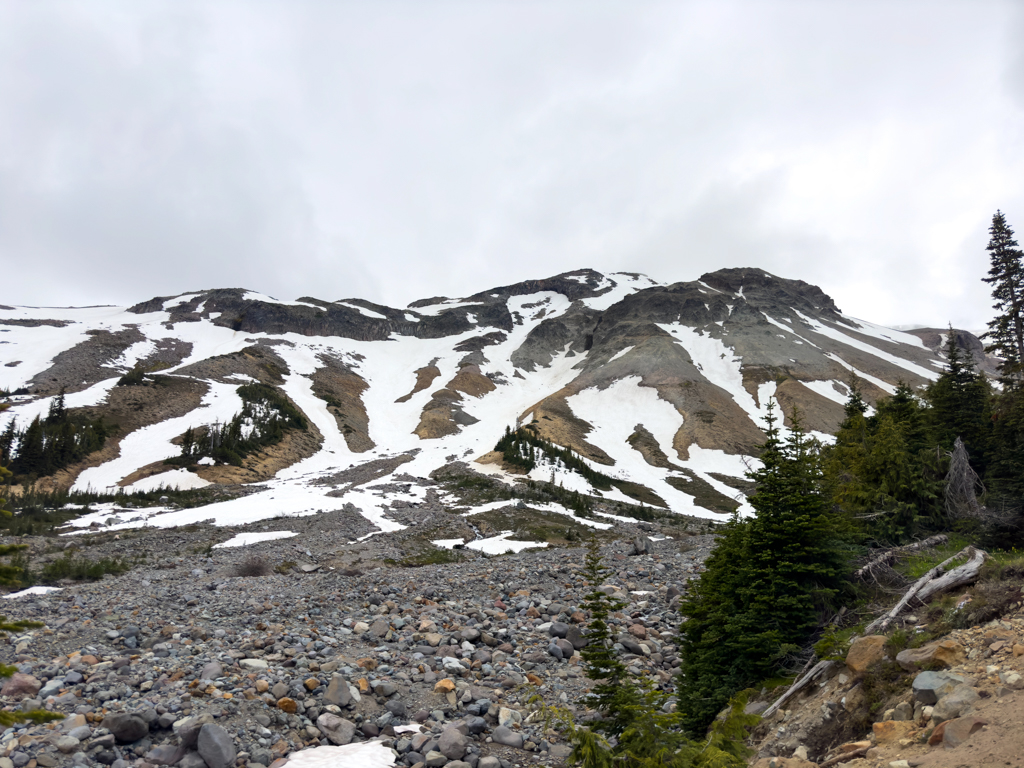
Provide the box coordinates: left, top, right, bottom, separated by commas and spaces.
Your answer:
0, 1, 1022, 332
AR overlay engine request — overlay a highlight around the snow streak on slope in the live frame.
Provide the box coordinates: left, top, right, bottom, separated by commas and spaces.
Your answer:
657, 324, 776, 429
793, 311, 939, 381
567, 377, 738, 516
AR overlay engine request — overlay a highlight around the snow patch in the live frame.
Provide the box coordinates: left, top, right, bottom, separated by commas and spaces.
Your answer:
213, 531, 298, 548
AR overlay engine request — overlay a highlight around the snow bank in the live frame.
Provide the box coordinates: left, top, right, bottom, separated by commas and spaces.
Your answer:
3, 586, 62, 599
282, 741, 396, 768
213, 531, 298, 548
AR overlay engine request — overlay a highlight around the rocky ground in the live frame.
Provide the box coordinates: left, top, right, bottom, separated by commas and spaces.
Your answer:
0, 513, 716, 768
746, 607, 1024, 768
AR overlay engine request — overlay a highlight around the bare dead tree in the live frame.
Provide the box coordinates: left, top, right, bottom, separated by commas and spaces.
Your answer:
944, 437, 986, 521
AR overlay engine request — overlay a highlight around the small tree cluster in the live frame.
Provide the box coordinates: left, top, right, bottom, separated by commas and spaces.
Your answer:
0, 390, 111, 479
176, 383, 307, 467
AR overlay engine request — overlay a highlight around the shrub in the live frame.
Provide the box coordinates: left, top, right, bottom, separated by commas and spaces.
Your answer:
231, 553, 272, 577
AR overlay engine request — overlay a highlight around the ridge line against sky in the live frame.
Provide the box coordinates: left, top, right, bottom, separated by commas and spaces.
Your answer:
1, 1, 1022, 329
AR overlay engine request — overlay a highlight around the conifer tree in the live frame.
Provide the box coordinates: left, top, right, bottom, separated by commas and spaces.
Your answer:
580, 539, 637, 738
925, 329, 990, 472
677, 401, 845, 734
982, 210, 1024, 377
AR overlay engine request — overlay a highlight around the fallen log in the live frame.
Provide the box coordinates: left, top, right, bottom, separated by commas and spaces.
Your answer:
761, 659, 835, 719
863, 546, 987, 635
854, 534, 949, 581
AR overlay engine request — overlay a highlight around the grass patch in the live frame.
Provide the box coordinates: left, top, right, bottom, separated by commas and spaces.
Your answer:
895, 534, 974, 580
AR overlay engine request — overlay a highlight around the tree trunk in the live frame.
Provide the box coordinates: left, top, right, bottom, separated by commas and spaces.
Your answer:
863, 546, 987, 635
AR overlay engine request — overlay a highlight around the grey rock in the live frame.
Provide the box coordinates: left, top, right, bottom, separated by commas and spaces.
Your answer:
548, 622, 570, 639
175, 714, 215, 749
565, 626, 587, 650
438, 725, 467, 759
385, 699, 407, 718
144, 744, 186, 766
178, 752, 209, 768
316, 713, 356, 745
66, 726, 92, 741
197, 723, 236, 768
100, 713, 149, 743
492, 726, 524, 748
932, 685, 980, 723
424, 751, 448, 768
323, 675, 352, 707
478, 758, 502, 768
912, 671, 967, 705
54, 736, 80, 754
554, 638, 575, 658
199, 661, 222, 680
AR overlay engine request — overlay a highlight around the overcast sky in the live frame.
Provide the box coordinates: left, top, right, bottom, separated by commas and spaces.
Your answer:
1, 1, 1022, 330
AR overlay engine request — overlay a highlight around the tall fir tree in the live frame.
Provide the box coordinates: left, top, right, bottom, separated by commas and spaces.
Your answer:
677, 401, 845, 734
982, 210, 1024, 378
579, 539, 637, 739
925, 329, 991, 474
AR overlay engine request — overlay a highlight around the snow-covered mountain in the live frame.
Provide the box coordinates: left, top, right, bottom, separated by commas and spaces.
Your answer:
0, 268, 972, 539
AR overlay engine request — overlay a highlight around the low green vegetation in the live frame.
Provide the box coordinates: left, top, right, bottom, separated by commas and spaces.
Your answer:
37, 554, 132, 583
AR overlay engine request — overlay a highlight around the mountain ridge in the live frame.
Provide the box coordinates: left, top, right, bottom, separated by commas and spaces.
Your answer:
0, 267, 991, 536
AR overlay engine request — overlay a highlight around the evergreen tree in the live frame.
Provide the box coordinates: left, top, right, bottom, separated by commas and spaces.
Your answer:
924, 329, 991, 473
982, 210, 1024, 377
580, 539, 637, 739
677, 402, 845, 734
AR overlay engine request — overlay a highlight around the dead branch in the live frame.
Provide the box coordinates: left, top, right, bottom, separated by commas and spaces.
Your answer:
819, 746, 870, 767
854, 534, 948, 582
762, 659, 835, 720
863, 546, 987, 635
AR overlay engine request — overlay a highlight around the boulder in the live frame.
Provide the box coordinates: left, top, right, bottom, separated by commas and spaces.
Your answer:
197, 724, 235, 768
174, 715, 215, 749
896, 639, 966, 671
931, 685, 979, 723
0, 674, 40, 700
492, 725, 524, 748
198, 661, 222, 681
845, 635, 887, 675
912, 671, 968, 705
316, 713, 356, 746
101, 713, 149, 743
323, 675, 352, 708
437, 726, 467, 760
928, 716, 988, 748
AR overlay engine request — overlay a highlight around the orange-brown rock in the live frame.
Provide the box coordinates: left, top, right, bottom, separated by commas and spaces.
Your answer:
628, 624, 647, 640
895, 639, 966, 671
304, 677, 320, 691
872, 720, 916, 744
276, 697, 298, 713
434, 679, 456, 693
845, 635, 887, 675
